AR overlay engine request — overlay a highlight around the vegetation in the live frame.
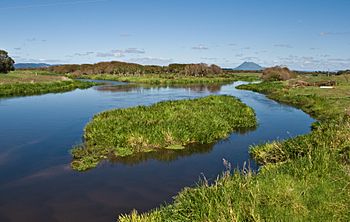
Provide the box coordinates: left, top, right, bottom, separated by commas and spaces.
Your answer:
0, 50, 15, 74
46, 61, 225, 76
72, 73, 260, 85
36, 61, 261, 85
0, 70, 97, 98
119, 73, 350, 221
238, 74, 350, 120
262, 66, 296, 81
71, 95, 257, 171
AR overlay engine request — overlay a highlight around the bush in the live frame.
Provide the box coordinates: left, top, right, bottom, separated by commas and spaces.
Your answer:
0, 50, 15, 74
262, 66, 296, 81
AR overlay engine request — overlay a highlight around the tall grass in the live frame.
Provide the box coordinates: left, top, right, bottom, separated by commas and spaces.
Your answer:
0, 80, 96, 98
71, 95, 257, 171
0, 70, 97, 98
120, 120, 350, 221
119, 75, 350, 221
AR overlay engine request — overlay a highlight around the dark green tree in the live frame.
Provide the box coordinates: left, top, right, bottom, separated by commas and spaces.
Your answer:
0, 50, 15, 74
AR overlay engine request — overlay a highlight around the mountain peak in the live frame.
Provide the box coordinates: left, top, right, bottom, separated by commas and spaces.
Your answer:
233, 62, 263, 71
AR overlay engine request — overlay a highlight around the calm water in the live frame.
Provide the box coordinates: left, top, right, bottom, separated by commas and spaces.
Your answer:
0, 82, 314, 222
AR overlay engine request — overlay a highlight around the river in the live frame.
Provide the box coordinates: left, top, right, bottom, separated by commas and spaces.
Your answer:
0, 81, 314, 222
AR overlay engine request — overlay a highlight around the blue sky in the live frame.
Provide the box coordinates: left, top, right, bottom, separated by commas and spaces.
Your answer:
1, 0, 350, 70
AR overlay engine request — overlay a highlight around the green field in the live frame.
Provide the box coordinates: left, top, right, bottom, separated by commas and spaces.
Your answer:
0, 70, 97, 98
119, 74, 350, 221
69, 73, 261, 85
71, 95, 257, 171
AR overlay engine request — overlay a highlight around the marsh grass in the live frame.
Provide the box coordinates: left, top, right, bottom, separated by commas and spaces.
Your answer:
0, 70, 97, 97
119, 75, 350, 222
119, 119, 350, 221
71, 95, 257, 171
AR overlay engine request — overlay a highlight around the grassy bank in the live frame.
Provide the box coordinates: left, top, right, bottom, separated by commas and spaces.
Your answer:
237, 74, 350, 120
69, 73, 260, 85
0, 70, 97, 98
119, 75, 350, 221
71, 95, 257, 171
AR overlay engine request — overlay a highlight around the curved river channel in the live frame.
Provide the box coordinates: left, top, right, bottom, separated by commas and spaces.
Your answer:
0, 81, 314, 222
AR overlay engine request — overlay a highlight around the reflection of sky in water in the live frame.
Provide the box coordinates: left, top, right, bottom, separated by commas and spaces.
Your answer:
0, 82, 314, 222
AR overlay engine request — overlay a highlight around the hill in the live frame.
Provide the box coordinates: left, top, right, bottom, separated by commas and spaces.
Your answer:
233, 62, 263, 71
15, 63, 52, 69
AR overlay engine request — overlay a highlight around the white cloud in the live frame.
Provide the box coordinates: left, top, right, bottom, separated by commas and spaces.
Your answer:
128, 57, 173, 66
320, 31, 350, 36
112, 48, 145, 54
192, 44, 209, 50
274, 44, 293, 48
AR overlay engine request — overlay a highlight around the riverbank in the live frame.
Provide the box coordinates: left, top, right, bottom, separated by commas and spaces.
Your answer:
0, 70, 97, 98
119, 74, 350, 221
71, 95, 257, 171
68, 73, 260, 85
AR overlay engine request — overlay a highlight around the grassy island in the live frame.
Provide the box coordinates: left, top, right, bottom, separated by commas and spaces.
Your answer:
0, 70, 97, 98
71, 95, 257, 171
119, 74, 350, 221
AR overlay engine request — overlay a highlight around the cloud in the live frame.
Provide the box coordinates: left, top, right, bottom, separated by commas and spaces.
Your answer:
201, 57, 218, 61
112, 48, 145, 54
273, 54, 350, 71
192, 44, 209, 50
26, 38, 46, 43
74, 52, 95, 56
228, 43, 236, 47
242, 56, 259, 61
26, 38, 37, 42
327, 58, 350, 63
15, 58, 67, 64
274, 44, 293, 48
96, 52, 123, 58
14, 47, 22, 50
128, 57, 173, 66
95, 48, 144, 58
320, 31, 350, 36
320, 54, 331, 58
235, 53, 244, 57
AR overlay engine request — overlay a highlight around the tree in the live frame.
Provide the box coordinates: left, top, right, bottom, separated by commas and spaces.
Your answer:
0, 50, 15, 74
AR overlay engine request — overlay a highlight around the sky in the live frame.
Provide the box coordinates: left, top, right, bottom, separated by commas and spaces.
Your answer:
1, 0, 350, 71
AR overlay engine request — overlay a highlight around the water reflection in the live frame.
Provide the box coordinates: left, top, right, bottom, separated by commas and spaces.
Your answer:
95, 83, 223, 93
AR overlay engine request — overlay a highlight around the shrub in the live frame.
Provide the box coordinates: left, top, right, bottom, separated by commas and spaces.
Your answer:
262, 66, 296, 81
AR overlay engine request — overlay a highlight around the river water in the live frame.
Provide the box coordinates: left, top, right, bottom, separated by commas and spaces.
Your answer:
0, 81, 314, 222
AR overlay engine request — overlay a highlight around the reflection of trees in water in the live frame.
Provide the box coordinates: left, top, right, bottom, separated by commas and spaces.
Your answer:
104, 126, 257, 166
95, 83, 224, 93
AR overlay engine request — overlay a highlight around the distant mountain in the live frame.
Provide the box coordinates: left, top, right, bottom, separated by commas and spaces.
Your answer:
233, 62, 263, 71
14, 63, 52, 69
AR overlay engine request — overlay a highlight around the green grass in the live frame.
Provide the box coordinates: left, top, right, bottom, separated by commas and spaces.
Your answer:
0, 70, 97, 98
119, 74, 350, 222
237, 75, 350, 120
120, 120, 350, 222
71, 95, 257, 171
69, 73, 261, 85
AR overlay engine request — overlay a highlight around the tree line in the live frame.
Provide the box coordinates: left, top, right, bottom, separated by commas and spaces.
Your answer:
45, 61, 223, 76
